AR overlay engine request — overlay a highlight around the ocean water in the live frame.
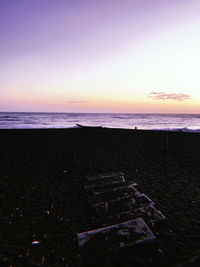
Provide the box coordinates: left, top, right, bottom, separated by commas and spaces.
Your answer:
0, 112, 200, 132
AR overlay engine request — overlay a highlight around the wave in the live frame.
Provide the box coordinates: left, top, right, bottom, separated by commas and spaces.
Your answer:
112, 116, 131, 119
1, 113, 200, 132
152, 127, 200, 133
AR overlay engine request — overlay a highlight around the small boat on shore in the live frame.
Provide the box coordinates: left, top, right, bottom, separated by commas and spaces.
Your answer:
76, 124, 102, 129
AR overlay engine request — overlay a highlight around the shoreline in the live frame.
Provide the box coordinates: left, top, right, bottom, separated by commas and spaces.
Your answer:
1, 126, 200, 133
1, 112, 200, 133
1, 128, 200, 266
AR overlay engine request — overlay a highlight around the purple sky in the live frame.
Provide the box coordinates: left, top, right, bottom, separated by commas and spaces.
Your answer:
0, 0, 200, 112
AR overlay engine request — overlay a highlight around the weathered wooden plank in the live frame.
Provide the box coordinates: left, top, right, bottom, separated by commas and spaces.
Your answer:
84, 175, 125, 190
95, 194, 154, 218
88, 185, 140, 205
86, 171, 125, 180
105, 204, 167, 225
89, 181, 138, 195
77, 218, 156, 255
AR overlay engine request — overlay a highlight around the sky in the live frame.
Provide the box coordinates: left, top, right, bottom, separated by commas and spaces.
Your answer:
0, 0, 200, 113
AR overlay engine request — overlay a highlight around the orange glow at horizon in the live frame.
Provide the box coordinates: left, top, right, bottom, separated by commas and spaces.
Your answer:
2, 90, 199, 113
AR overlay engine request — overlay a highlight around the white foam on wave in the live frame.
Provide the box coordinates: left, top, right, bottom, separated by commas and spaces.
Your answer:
0, 112, 200, 132
152, 127, 200, 133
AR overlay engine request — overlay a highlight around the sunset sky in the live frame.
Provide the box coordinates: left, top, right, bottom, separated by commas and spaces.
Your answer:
0, 0, 200, 113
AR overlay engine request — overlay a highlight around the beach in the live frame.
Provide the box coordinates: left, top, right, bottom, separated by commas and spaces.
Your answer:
0, 128, 200, 266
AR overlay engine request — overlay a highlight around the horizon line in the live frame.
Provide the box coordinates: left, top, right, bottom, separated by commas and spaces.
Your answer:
0, 111, 200, 115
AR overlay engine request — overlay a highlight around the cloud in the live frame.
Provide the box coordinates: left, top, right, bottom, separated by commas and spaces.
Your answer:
67, 100, 88, 104
148, 92, 192, 101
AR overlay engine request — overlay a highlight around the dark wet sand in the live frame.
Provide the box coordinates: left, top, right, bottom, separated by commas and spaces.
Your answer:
0, 128, 200, 266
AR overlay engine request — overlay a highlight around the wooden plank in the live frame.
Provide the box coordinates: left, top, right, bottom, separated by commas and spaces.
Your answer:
88, 185, 140, 205
86, 172, 124, 180
134, 204, 167, 223
105, 204, 167, 225
89, 181, 138, 195
77, 218, 156, 256
95, 194, 154, 218
84, 175, 125, 190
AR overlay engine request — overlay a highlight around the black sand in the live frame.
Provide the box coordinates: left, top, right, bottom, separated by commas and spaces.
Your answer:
0, 128, 200, 266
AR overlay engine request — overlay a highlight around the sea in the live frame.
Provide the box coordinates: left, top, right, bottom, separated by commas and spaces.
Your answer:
0, 112, 200, 132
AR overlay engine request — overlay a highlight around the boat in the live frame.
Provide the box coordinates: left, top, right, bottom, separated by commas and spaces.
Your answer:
76, 124, 102, 129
